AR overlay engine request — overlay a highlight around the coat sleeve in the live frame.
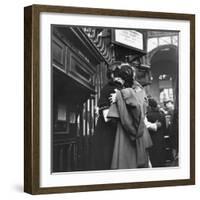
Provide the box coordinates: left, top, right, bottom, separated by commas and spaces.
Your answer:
121, 88, 138, 107
107, 103, 120, 119
115, 90, 138, 140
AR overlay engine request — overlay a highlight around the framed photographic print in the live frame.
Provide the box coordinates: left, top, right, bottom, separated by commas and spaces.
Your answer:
24, 4, 195, 194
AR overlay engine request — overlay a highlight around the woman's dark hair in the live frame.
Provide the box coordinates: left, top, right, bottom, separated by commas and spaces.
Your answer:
107, 62, 134, 87
118, 64, 133, 88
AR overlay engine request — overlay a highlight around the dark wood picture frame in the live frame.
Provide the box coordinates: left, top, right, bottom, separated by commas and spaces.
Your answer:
24, 4, 195, 195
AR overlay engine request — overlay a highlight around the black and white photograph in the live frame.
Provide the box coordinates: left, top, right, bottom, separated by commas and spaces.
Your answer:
51, 25, 179, 173
23, 5, 195, 194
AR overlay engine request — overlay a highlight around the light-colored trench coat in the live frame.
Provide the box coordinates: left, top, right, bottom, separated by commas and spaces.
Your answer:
107, 87, 152, 169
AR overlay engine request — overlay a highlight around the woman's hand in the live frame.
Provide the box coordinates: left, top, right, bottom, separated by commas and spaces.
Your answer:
109, 89, 118, 104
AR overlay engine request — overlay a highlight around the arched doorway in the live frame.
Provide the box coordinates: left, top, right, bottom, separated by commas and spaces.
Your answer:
148, 44, 178, 107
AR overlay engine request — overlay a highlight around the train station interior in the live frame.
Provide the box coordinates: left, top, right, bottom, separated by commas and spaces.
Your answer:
52, 25, 179, 172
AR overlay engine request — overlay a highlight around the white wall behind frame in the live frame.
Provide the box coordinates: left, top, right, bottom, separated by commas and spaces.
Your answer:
0, 0, 199, 200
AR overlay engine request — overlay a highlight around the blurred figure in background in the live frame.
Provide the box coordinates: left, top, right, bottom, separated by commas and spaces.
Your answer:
164, 100, 174, 116
146, 98, 166, 167
164, 100, 178, 165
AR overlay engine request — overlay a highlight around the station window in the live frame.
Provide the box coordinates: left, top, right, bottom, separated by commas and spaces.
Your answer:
147, 38, 158, 52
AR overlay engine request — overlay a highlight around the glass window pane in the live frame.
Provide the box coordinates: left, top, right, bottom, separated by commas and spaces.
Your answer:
172, 35, 178, 46
148, 38, 158, 52
159, 36, 171, 45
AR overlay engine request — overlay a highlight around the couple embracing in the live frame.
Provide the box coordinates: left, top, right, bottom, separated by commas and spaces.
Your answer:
93, 62, 153, 170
